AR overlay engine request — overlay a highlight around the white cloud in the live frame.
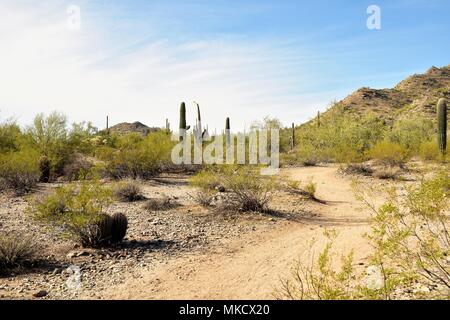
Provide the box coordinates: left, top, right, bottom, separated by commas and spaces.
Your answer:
0, 1, 345, 131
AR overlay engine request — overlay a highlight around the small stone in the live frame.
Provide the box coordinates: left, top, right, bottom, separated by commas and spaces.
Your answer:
33, 290, 48, 298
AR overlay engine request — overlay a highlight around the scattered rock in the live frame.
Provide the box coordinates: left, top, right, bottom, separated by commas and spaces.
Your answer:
33, 290, 48, 298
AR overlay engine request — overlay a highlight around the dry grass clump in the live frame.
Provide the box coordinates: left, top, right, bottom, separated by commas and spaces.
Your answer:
372, 167, 402, 180
113, 180, 144, 202
341, 164, 374, 176
0, 233, 37, 272
191, 189, 216, 207
144, 196, 179, 211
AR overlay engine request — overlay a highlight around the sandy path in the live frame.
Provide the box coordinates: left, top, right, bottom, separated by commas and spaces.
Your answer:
103, 166, 375, 300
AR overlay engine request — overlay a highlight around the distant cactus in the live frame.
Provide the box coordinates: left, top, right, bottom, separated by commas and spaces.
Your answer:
179, 102, 186, 141
39, 156, 51, 183
317, 111, 321, 128
165, 118, 170, 134
111, 212, 128, 243
225, 117, 231, 145
196, 103, 201, 122
437, 98, 447, 156
291, 123, 296, 149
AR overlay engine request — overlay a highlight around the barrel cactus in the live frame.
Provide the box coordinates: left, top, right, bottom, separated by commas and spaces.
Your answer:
80, 213, 113, 247
111, 212, 128, 243
437, 98, 447, 156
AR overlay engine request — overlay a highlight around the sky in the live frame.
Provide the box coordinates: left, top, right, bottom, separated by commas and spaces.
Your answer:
0, 0, 449, 132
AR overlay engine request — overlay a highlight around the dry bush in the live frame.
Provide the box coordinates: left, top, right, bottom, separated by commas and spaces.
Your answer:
191, 189, 216, 207
341, 164, 374, 176
373, 167, 402, 180
218, 166, 277, 212
144, 196, 179, 211
113, 180, 144, 202
62, 154, 93, 181
0, 233, 37, 272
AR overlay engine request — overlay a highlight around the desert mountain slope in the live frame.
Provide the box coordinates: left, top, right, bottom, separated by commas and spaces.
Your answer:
328, 64, 450, 123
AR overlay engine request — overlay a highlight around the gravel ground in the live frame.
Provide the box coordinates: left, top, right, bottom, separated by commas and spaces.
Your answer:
0, 174, 306, 300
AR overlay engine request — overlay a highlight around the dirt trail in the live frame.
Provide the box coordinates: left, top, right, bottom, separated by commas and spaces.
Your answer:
103, 166, 376, 300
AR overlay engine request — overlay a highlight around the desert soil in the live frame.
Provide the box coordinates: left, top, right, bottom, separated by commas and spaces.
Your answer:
1, 165, 394, 300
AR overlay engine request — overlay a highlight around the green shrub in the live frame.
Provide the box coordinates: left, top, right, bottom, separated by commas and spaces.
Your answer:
30, 180, 114, 246
0, 121, 23, 153
0, 149, 40, 194
419, 140, 441, 161
189, 167, 223, 190
367, 141, 408, 166
104, 131, 174, 179
386, 116, 434, 155
25, 112, 71, 178
0, 233, 37, 272
285, 106, 385, 165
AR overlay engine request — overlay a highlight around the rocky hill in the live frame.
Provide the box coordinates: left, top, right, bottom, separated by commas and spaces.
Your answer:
325, 64, 450, 124
109, 121, 160, 136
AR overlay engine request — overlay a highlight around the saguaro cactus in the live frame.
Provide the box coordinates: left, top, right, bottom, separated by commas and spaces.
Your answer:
437, 98, 447, 156
179, 102, 187, 141
317, 111, 321, 128
165, 118, 170, 134
291, 123, 296, 149
225, 117, 231, 145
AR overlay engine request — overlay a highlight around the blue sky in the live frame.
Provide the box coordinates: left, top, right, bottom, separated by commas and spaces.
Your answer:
0, 0, 449, 131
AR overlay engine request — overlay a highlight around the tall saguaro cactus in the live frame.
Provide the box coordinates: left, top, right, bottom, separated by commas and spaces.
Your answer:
317, 111, 321, 128
179, 102, 187, 141
225, 117, 231, 145
437, 98, 447, 156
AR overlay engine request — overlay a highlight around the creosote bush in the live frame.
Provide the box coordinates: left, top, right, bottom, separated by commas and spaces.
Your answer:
113, 180, 144, 202
191, 166, 277, 212
0, 149, 40, 195
101, 131, 174, 180
29, 180, 117, 247
366, 141, 408, 167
